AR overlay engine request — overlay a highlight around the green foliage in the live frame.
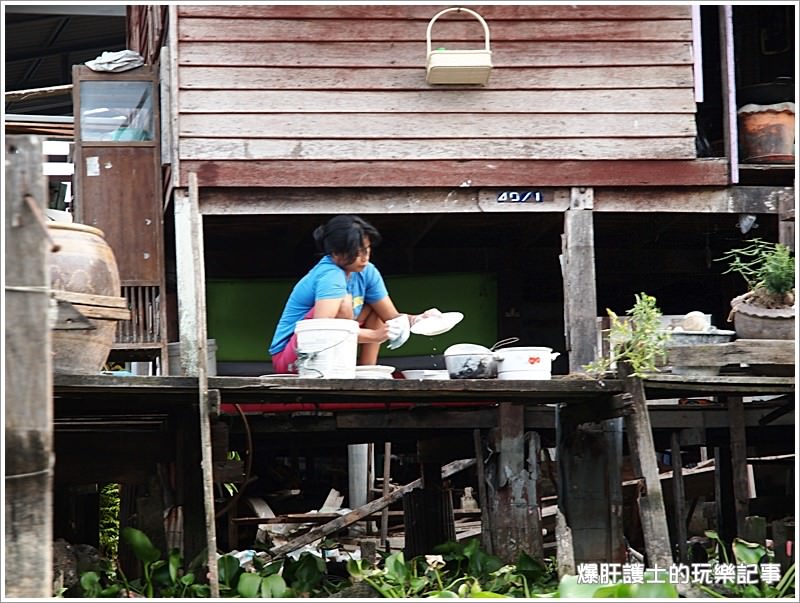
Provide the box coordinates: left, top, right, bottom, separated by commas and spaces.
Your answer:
557, 571, 679, 598
346, 539, 558, 598
716, 238, 796, 297
584, 292, 670, 377
76, 527, 211, 598
696, 530, 796, 598
98, 483, 120, 560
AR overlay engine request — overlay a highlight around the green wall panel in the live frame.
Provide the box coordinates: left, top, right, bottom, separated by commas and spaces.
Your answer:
206, 272, 497, 362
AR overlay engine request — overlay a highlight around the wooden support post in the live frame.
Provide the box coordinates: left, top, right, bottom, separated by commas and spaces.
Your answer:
556, 405, 624, 565
489, 403, 542, 563
403, 461, 455, 559
771, 518, 793, 573
562, 189, 598, 370
5, 136, 53, 598
723, 395, 749, 538
472, 429, 493, 554
670, 431, 688, 563
619, 363, 672, 569
174, 174, 218, 596
714, 446, 737, 548
380, 441, 391, 550
778, 191, 794, 251
559, 195, 625, 565
404, 438, 458, 559
742, 516, 766, 546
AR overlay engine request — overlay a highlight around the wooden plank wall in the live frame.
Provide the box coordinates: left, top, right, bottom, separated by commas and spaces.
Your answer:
170, 5, 707, 188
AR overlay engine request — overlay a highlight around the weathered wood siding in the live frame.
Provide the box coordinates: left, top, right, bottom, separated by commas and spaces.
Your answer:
168, 5, 721, 187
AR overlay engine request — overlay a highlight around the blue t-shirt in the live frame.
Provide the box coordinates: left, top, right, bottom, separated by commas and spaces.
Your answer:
268, 255, 389, 355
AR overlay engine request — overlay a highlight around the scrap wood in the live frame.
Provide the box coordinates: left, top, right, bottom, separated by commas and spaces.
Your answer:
267, 457, 476, 558
233, 508, 482, 525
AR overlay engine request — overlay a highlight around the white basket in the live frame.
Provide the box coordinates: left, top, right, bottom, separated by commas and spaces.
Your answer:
426, 7, 493, 85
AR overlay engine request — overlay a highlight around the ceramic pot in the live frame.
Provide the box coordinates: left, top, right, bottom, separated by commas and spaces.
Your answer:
48, 223, 121, 374
730, 294, 795, 340
737, 102, 795, 163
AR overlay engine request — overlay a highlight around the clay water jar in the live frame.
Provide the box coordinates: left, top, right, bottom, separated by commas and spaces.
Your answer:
737, 102, 795, 163
48, 222, 121, 374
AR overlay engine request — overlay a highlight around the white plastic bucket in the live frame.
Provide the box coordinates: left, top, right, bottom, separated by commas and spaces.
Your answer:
294, 319, 359, 378
495, 346, 560, 380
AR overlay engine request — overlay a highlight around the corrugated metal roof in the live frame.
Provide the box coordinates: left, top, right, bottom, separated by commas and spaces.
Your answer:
4, 8, 126, 115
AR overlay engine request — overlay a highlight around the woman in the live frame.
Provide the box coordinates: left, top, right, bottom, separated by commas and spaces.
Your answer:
269, 215, 438, 373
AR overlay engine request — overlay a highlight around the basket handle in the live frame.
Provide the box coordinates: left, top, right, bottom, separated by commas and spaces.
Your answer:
426, 7, 491, 55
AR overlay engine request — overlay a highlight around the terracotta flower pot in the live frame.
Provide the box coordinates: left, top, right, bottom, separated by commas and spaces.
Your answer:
737, 102, 795, 163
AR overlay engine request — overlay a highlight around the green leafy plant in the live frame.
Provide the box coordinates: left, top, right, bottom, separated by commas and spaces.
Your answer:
695, 530, 796, 598
584, 292, 671, 377
77, 527, 211, 598
346, 539, 558, 598
558, 571, 679, 598
98, 483, 120, 560
716, 238, 795, 308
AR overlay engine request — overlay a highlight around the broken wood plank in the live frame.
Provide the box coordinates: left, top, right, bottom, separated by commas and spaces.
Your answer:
266, 458, 475, 558
233, 509, 482, 525
70, 304, 131, 321
52, 289, 129, 309
666, 339, 795, 367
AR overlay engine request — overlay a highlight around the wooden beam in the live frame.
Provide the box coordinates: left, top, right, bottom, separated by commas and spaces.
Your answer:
488, 403, 543, 562
181, 159, 729, 189
670, 431, 688, 563
197, 182, 787, 216
666, 339, 795, 367
619, 363, 673, 569
4, 83, 73, 103
5, 136, 54, 598
724, 396, 749, 537
562, 195, 598, 371
185, 172, 219, 596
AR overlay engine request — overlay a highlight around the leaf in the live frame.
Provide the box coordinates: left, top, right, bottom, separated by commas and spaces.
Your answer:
122, 527, 161, 564
79, 571, 102, 597
385, 552, 409, 582
262, 573, 289, 598
285, 552, 325, 593
237, 572, 263, 598
180, 573, 196, 586
557, 574, 605, 598
217, 554, 243, 588
732, 538, 767, 566
168, 548, 181, 584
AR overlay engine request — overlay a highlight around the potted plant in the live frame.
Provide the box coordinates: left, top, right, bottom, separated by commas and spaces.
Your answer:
584, 292, 671, 378
716, 238, 795, 340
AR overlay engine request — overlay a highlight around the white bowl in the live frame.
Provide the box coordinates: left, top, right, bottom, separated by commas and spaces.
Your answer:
354, 365, 396, 379
401, 369, 450, 380
444, 343, 492, 355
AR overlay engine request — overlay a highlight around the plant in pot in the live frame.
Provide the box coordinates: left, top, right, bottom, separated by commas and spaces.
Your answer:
716, 238, 795, 340
584, 292, 671, 378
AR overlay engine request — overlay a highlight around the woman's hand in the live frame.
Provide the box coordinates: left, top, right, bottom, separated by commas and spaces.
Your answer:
359, 322, 391, 344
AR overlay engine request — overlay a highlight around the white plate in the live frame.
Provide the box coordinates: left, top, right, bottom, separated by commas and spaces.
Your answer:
410, 311, 464, 336
401, 369, 450, 380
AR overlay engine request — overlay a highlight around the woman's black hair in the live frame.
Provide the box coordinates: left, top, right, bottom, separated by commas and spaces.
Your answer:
313, 215, 382, 264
